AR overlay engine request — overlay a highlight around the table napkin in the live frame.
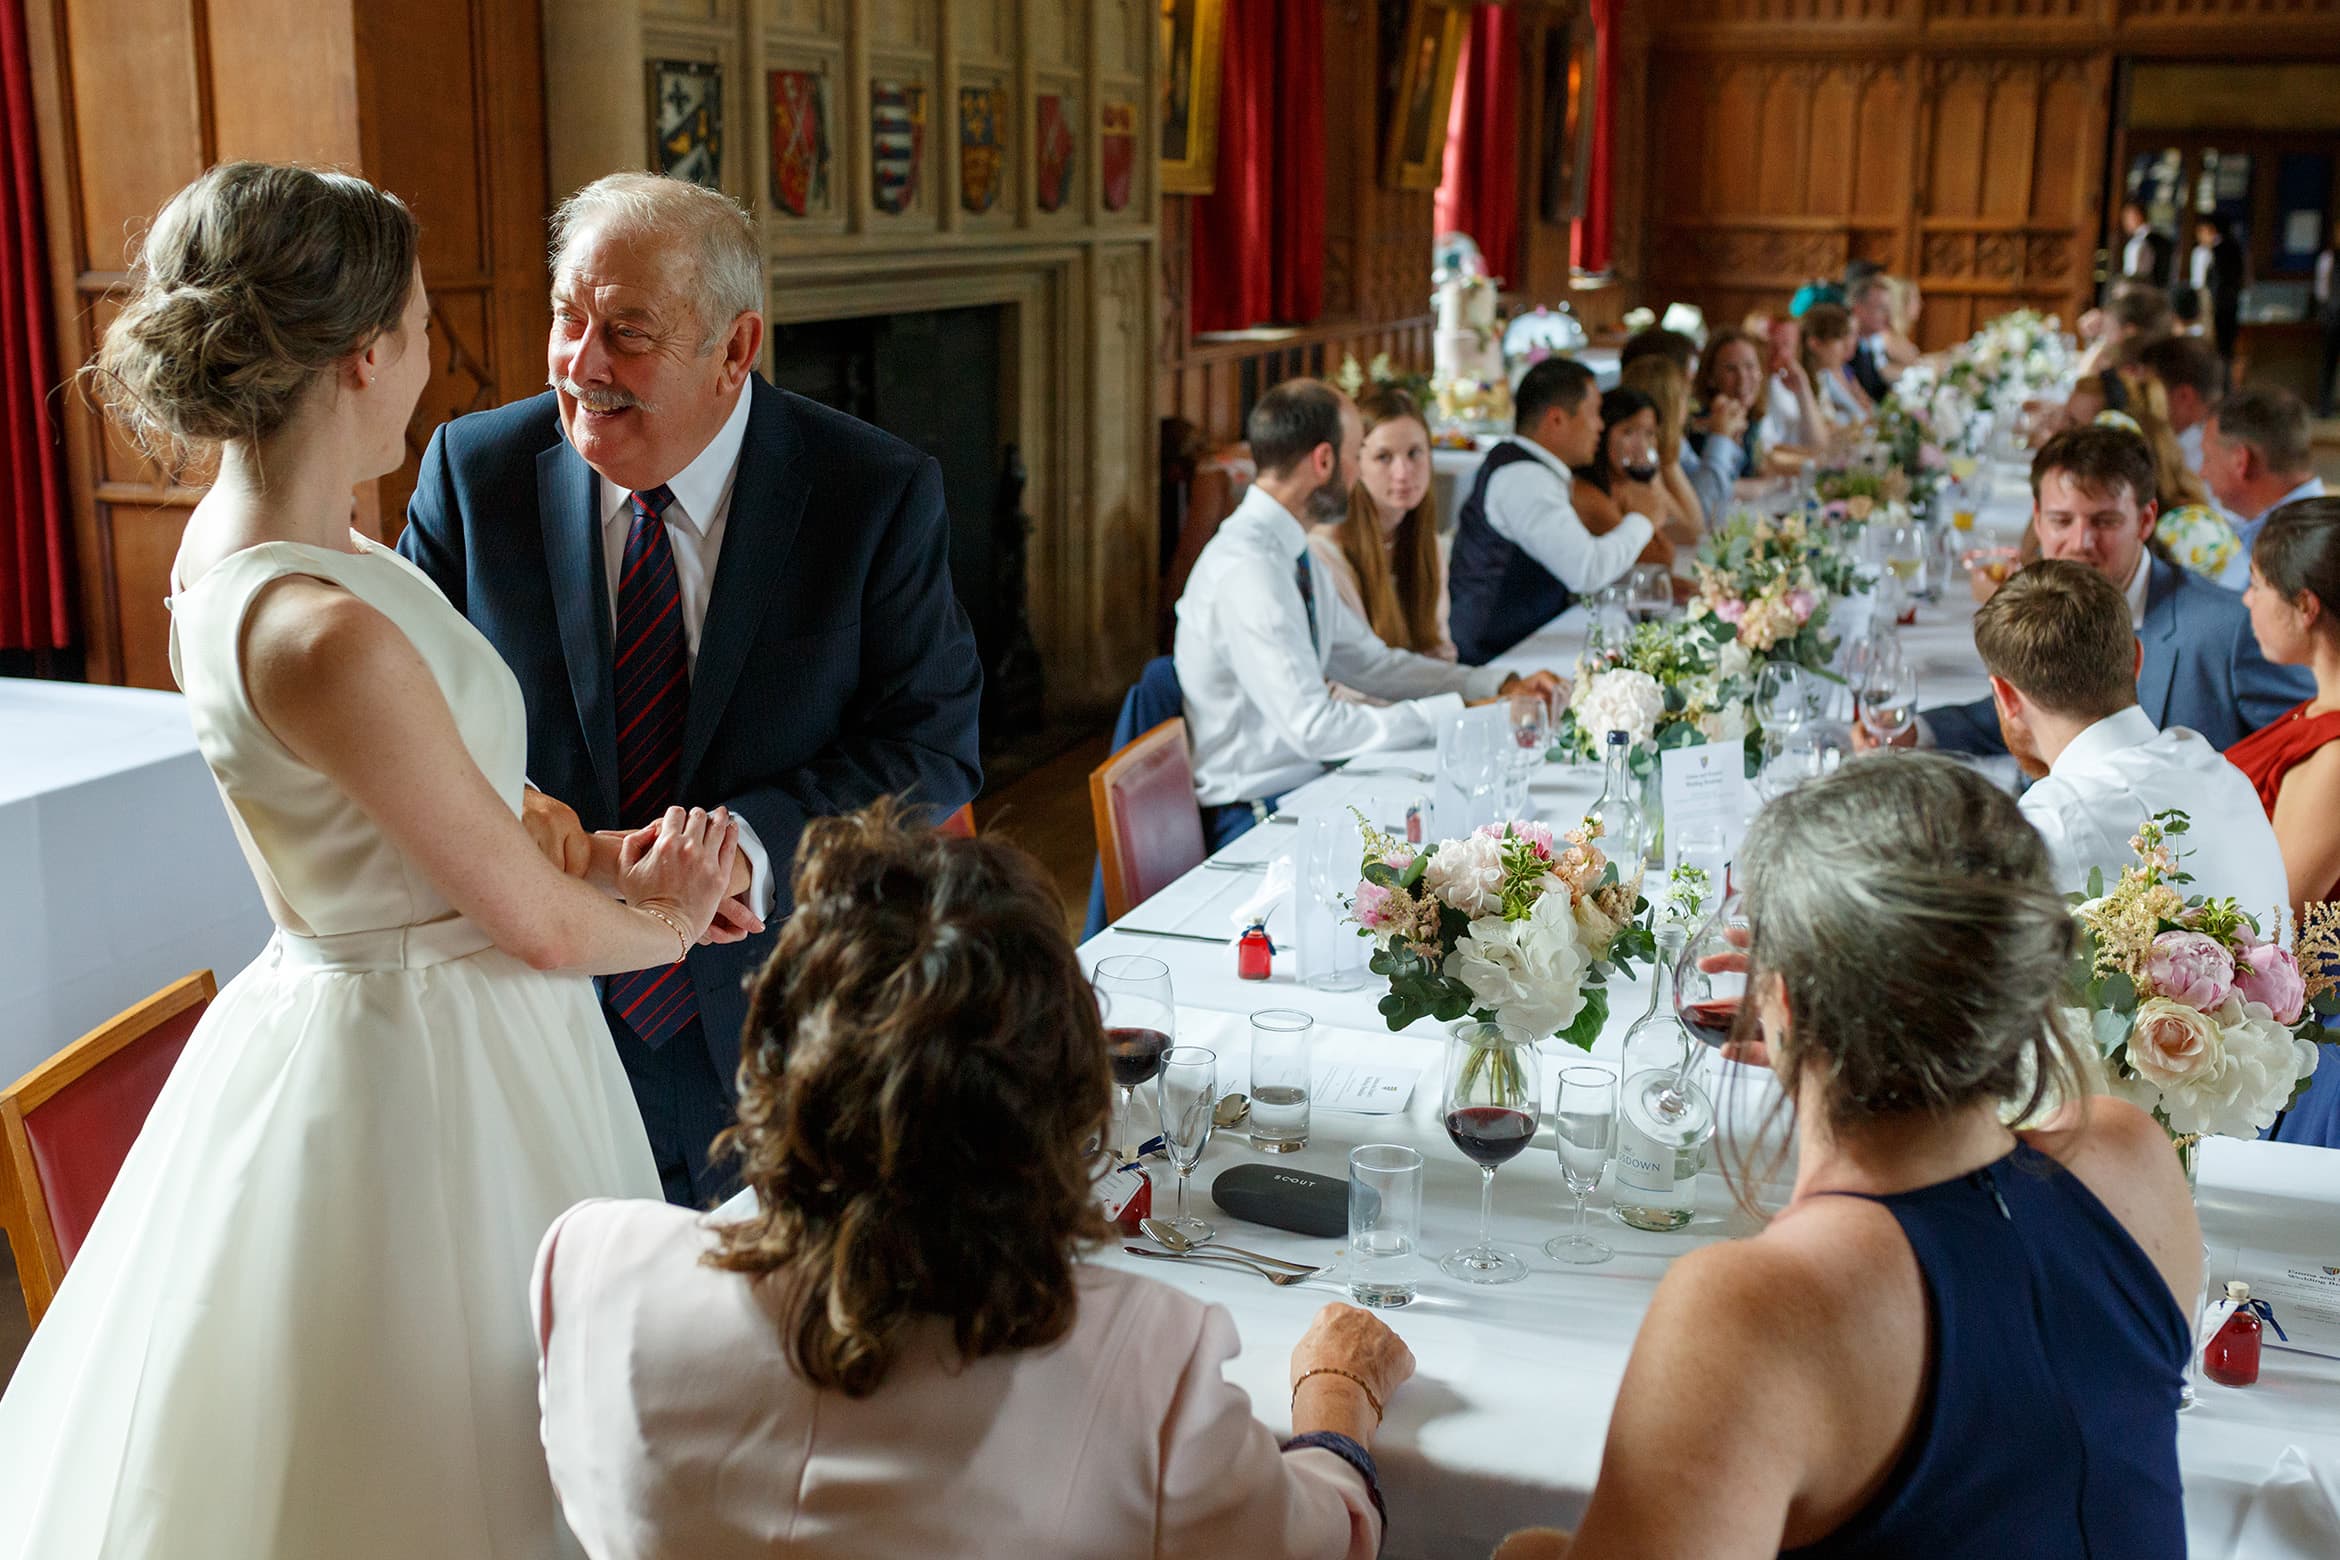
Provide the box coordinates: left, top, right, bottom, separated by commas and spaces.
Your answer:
2225, 1446, 2340, 1558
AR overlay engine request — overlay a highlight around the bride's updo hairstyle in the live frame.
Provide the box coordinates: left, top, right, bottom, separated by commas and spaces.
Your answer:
1733, 754, 2090, 1138
709, 800, 1111, 1400
89, 161, 418, 465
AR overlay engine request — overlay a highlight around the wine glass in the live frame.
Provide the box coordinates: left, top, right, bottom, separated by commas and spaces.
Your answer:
1155, 1046, 1219, 1242
1444, 712, 1504, 830
1585, 582, 1633, 653
1754, 662, 1814, 738
1504, 694, 1551, 814
1857, 660, 1920, 749
1094, 955, 1174, 1159
1879, 522, 1926, 621
1628, 563, 1674, 623
1755, 724, 1846, 802
1439, 1025, 1542, 1285
1674, 892, 1750, 1050
1543, 1067, 1617, 1265
1839, 631, 1904, 724
1671, 821, 1729, 889
1300, 813, 1369, 992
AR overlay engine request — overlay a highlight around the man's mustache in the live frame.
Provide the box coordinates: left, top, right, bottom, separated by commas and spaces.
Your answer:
552, 377, 660, 416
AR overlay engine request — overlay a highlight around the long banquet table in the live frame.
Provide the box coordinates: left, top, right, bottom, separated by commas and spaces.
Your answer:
1077, 473, 2340, 1558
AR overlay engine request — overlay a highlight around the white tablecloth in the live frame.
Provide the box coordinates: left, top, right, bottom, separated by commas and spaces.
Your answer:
0, 680, 270, 1085
1078, 469, 2340, 1558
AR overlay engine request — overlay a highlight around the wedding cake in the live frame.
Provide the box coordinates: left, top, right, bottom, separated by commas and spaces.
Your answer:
1432, 274, 1511, 425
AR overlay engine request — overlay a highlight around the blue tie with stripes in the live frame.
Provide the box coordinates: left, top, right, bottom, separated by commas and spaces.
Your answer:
604, 484, 700, 1050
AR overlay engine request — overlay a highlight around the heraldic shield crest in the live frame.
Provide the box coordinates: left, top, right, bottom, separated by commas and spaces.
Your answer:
872, 80, 926, 215
769, 69, 830, 217
649, 60, 722, 189
959, 86, 1004, 214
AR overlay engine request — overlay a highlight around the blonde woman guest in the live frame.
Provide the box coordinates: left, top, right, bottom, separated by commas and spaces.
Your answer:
1492, 757, 2196, 1560
1307, 384, 1455, 659
1617, 354, 1710, 530
1882, 276, 1925, 369
537, 806, 1413, 1558
1754, 315, 1831, 457
2060, 367, 2210, 510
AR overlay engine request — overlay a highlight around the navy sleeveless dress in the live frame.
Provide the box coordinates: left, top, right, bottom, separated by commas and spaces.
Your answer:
1785, 1142, 2188, 1560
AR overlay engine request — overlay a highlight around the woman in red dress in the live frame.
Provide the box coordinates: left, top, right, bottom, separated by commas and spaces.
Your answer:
2233, 497, 2340, 916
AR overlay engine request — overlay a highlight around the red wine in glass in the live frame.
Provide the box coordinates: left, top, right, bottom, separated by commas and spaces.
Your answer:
1445, 1106, 1537, 1168
1106, 1027, 1171, 1089
1680, 1000, 1740, 1048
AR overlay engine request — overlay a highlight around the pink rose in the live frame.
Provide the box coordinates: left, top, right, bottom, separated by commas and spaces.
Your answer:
2236, 942, 2307, 1024
1919, 442, 1948, 470
1478, 820, 1556, 858
1354, 878, 1396, 930
1715, 597, 1747, 625
2127, 997, 2224, 1089
1786, 588, 1816, 622
2145, 930, 2235, 1011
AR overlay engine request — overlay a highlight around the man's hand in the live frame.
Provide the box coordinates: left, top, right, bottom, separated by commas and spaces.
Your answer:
701, 842, 766, 945
1499, 670, 1565, 703
1847, 719, 1918, 754
521, 786, 592, 877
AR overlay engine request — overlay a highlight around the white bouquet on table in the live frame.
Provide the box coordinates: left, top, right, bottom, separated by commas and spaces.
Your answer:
1350, 814, 1653, 1051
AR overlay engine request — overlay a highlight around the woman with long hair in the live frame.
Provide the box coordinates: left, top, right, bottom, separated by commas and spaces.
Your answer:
535, 804, 1414, 1556
1618, 354, 1712, 530
1307, 384, 1454, 657
1494, 757, 2197, 1559
1574, 386, 1700, 549
1799, 302, 1873, 433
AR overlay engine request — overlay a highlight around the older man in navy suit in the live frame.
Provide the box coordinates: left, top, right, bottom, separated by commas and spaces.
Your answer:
401, 173, 981, 1205
1861, 424, 2310, 759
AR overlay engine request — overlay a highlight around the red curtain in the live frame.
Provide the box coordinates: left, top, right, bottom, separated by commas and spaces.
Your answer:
1189, 0, 1325, 332
1571, 0, 1616, 275
1434, 4, 1519, 285
1, 0, 72, 652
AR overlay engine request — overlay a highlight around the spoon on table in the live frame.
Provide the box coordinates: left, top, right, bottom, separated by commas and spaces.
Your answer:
1140, 1216, 1317, 1273
1213, 1092, 1251, 1128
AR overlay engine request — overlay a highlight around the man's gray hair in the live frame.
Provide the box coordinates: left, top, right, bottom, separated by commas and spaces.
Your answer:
550, 172, 763, 348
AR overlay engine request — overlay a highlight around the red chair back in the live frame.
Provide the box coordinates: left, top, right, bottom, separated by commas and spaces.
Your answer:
1089, 718, 1207, 923
939, 803, 977, 839
1, 971, 213, 1327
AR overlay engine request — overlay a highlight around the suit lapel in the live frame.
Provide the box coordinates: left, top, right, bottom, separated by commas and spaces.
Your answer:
537, 439, 621, 821
680, 379, 811, 795
2138, 555, 2182, 726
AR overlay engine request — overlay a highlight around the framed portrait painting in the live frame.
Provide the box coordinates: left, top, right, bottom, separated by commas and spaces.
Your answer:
1540, 10, 1599, 224
1159, 0, 1224, 195
1383, 1, 1469, 193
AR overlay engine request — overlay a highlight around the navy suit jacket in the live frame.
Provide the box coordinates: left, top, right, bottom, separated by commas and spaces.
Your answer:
399, 377, 983, 1086
1927, 554, 2313, 756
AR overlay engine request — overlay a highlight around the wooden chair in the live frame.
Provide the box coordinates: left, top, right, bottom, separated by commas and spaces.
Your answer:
1088, 717, 1207, 923
0, 971, 215, 1329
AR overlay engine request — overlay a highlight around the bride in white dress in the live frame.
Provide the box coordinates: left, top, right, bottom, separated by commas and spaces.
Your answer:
0, 164, 736, 1557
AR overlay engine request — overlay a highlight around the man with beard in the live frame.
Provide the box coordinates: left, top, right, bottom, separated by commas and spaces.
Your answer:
1447, 357, 1659, 665
1173, 379, 1559, 848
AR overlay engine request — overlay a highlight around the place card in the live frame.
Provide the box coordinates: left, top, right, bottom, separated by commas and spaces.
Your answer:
1659, 741, 1753, 868
2216, 1243, 2340, 1359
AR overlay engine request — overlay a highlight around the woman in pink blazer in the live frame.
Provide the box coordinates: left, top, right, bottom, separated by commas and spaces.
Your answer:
534, 803, 1413, 1559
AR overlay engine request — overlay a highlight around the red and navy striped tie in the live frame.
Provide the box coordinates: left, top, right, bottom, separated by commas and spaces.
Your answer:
605, 484, 699, 1049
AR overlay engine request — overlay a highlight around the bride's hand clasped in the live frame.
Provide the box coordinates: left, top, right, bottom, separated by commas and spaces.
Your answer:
616, 806, 739, 943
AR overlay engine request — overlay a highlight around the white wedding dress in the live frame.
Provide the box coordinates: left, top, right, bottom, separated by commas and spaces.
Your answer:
0, 535, 661, 1558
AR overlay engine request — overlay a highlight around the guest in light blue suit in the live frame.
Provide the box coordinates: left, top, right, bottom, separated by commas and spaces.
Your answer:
2201, 384, 2326, 591
1915, 425, 2311, 757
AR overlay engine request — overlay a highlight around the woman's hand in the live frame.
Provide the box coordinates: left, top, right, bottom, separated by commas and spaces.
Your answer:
1289, 1302, 1416, 1444
615, 806, 739, 940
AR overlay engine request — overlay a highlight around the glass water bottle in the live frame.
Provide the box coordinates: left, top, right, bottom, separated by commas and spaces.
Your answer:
1584, 729, 1648, 875
1612, 928, 1713, 1233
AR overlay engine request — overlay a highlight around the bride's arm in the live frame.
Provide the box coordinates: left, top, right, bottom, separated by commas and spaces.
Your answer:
241, 577, 734, 976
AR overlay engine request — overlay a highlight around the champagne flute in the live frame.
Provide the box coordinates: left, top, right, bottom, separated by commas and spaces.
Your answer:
1155, 1046, 1218, 1241
1439, 1025, 1541, 1285
1094, 956, 1174, 1159
1543, 1067, 1618, 1265
1505, 693, 1551, 814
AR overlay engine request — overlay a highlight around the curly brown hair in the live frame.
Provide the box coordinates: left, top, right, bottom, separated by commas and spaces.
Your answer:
705, 801, 1112, 1399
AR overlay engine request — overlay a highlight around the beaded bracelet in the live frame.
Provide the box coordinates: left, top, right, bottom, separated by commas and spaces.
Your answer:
1291, 1366, 1383, 1426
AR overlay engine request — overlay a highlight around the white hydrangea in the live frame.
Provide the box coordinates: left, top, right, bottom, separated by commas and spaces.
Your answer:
1422, 832, 1507, 919
1448, 890, 1590, 1043
1570, 668, 1664, 747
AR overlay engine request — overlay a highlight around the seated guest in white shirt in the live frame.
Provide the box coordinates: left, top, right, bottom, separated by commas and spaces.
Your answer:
2202, 384, 2327, 590
1448, 357, 1663, 664
536, 805, 1414, 1560
2137, 333, 2222, 475
1175, 378, 1560, 848
1972, 559, 2289, 913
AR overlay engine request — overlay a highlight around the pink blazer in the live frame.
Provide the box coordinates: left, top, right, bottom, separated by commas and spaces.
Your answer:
533, 1199, 1381, 1560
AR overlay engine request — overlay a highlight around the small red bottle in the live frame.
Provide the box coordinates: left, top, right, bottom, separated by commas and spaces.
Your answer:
1236, 920, 1275, 981
2204, 1281, 2264, 1388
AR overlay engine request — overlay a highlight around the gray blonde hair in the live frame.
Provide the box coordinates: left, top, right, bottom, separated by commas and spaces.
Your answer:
88, 161, 418, 466
1735, 754, 2088, 1136
549, 172, 762, 348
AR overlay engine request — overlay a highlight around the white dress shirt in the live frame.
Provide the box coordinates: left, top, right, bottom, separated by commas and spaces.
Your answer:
1174, 485, 1506, 806
2019, 705, 2290, 919
2125, 227, 2153, 280
588, 385, 774, 913
1761, 374, 1814, 450
2315, 249, 2334, 309
1478, 436, 1655, 595
2191, 245, 2214, 293
2123, 547, 2151, 630
2178, 421, 2204, 474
